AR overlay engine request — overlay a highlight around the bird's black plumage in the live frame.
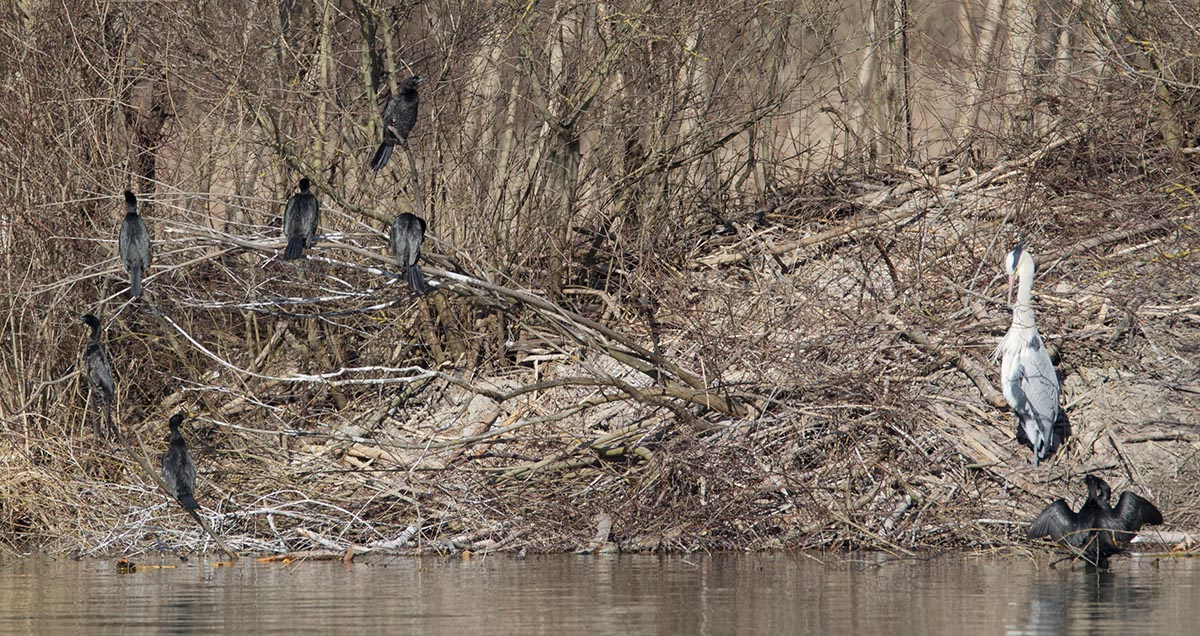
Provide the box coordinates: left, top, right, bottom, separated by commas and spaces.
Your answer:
370, 75, 422, 171
283, 178, 320, 260
79, 313, 115, 437
1028, 475, 1163, 565
118, 191, 152, 297
390, 212, 429, 295
161, 412, 199, 511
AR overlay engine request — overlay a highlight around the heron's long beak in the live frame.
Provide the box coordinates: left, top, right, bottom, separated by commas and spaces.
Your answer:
1007, 274, 1015, 306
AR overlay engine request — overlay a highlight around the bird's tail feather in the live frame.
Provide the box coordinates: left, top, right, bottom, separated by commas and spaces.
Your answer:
283, 237, 305, 260
103, 401, 114, 437
178, 493, 200, 511
130, 263, 142, 297
371, 142, 393, 171
404, 265, 430, 296
1017, 418, 1056, 466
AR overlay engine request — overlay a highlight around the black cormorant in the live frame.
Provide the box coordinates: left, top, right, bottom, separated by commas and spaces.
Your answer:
161, 412, 200, 511
390, 212, 430, 295
283, 178, 320, 260
370, 75, 423, 171
118, 191, 152, 297
79, 313, 115, 436
1028, 474, 1163, 565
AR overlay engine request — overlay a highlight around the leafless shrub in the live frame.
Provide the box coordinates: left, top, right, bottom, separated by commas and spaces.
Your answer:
0, 0, 1197, 557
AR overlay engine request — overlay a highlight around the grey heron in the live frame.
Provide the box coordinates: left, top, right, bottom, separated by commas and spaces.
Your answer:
390, 212, 430, 295
1028, 474, 1162, 565
161, 412, 200, 511
370, 75, 422, 171
79, 313, 115, 437
118, 191, 151, 297
282, 177, 320, 260
992, 242, 1060, 465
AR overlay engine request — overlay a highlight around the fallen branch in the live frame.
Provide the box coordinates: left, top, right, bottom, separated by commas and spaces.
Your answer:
882, 312, 1006, 408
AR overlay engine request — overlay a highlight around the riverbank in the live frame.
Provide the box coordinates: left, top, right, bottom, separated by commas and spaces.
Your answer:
3, 150, 1197, 558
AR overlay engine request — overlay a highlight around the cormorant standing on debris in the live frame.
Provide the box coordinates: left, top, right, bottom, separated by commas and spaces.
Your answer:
283, 178, 320, 260
1028, 474, 1163, 565
161, 412, 200, 511
79, 314, 115, 436
390, 212, 429, 295
118, 191, 152, 297
370, 75, 423, 171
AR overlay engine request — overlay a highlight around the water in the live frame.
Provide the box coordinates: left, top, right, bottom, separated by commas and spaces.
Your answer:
0, 553, 1195, 635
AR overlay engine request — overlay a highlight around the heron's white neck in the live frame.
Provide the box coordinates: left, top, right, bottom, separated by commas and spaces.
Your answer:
993, 254, 1039, 364
1013, 257, 1035, 309
1009, 257, 1039, 341
1008, 255, 1036, 328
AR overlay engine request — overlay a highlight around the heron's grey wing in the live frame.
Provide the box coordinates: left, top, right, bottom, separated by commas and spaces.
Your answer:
1029, 500, 1076, 541
1018, 337, 1059, 416
1109, 491, 1163, 541
1015, 336, 1059, 448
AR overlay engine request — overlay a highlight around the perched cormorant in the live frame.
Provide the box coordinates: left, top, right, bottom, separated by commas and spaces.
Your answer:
992, 242, 1060, 465
161, 412, 200, 511
79, 313, 115, 437
118, 191, 152, 297
1028, 474, 1163, 565
390, 212, 430, 295
370, 75, 423, 171
282, 178, 320, 260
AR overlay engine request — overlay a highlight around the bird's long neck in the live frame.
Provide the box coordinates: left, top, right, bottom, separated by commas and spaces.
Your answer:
1087, 484, 1111, 513
1008, 260, 1038, 335
88, 324, 102, 344
1014, 260, 1034, 309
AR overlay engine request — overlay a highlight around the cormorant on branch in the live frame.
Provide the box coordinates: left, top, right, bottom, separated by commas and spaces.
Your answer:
79, 313, 115, 437
390, 212, 430, 295
282, 178, 320, 260
161, 412, 200, 511
118, 191, 152, 297
370, 75, 422, 171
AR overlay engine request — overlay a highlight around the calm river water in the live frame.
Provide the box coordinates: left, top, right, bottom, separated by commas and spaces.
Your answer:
0, 553, 1194, 634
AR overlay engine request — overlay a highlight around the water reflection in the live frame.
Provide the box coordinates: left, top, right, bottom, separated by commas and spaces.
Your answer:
1011, 558, 1169, 636
0, 553, 1195, 635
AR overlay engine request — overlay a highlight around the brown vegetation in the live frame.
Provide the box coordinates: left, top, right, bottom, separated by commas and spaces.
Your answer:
0, 1, 1198, 558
